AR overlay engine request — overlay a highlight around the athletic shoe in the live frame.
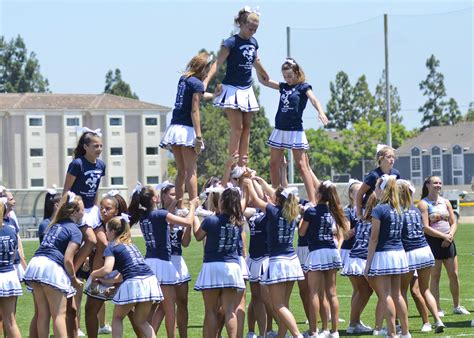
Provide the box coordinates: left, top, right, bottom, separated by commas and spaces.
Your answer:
266, 331, 278, 338
195, 206, 213, 217
438, 309, 445, 317
372, 328, 387, 336
453, 306, 471, 315
246, 332, 257, 338
328, 331, 339, 338
78, 329, 86, 337
420, 323, 432, 332
348, 322, 373, 333
471, 319, 474, 327
434, 321, 446, 333
98, 324, 112, 334
399, 333, 412, 338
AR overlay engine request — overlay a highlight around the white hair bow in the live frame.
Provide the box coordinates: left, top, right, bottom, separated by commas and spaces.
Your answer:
205, 184, 225, 194
67, 191, 76, 203
348, 178, 362, 188
0, 197, 7, 205
397, 179, 416, 194
243, 5, 261, 16
0, 186, 6, 193
103, 189, 120, 198
225, 183, 242, 196
207, 54, 214, 64
46, 188, 57, 195
119, 213, 130, 223
322, 180, 335, 188
132, 181, 143, 196
281, 187, 299, 198
376, 144, 390, 154
284, 58, 296, 66
155, 180, 174, 192
76, 126, 102, 138
380, 174, 397, 190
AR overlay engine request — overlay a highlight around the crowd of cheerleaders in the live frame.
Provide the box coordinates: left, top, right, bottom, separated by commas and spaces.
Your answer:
0, 6, 470, 338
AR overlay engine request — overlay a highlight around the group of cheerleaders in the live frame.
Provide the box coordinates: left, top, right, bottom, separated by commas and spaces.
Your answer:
0, 6, 469, 338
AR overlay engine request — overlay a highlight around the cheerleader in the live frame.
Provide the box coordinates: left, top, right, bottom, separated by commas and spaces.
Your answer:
0, 199, 22, 338
159, 52, 214, 207
193, 187, 246, 338
38, 189, 61, 243
300, 181, 348, 337
356, 144, 400, 219
90, 215, 163, 338
129, 184, 197, 337
398, 180, 445, 333
24, 192, 84, 338
245, 180, 304, 338
364, 175, 410, 338
259, 58, 328, 204
207, 7, 269, 166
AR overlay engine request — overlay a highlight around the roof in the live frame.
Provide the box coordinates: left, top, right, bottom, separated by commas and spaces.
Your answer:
0, 93, 171, 112
396, 122, 474, 155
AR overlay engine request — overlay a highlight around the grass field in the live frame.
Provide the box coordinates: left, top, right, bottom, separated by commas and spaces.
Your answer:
17, 224, 474, 337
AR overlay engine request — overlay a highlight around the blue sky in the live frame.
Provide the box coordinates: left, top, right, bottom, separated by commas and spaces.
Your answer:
1, 0, 472, 131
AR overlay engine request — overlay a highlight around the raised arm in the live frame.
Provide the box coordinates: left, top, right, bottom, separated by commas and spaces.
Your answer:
306, 89, 328, 126
244, 178, 268, 211
166, 198, 198, 227
204, 45, 229, 89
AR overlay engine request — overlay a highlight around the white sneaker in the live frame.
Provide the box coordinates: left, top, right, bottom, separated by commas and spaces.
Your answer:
328, 332, 339, 338
434, 321, 446, 333
438, 309, 445, 317
471, 319, 474, 327
399, 333, 412, 338
246, 332, 257, 338
453, 305, 471, 315
352, 322, 373, 333
78, 329, 86, 337
98, 324, 112, 334
372, 328, 387, 336
420, 323, 432, 332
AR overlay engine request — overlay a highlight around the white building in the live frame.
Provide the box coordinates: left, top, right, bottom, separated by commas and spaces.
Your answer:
0, 93, 171, 190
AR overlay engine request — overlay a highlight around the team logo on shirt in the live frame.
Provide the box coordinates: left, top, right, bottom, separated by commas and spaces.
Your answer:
239, 44, 256, 68
280, 88, 296, 113
84, 169, 103, 190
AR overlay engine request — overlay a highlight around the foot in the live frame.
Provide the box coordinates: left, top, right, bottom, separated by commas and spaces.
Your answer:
246, 332, 257, 338
98, 324, 112, 334
351, 322, 373, 333
434, 321, 446, 333
453, 305, 471, 315
372, 328, 387, 336
78, 329, 86, 337
438, 309, 445, 317
420, 323, 432, 332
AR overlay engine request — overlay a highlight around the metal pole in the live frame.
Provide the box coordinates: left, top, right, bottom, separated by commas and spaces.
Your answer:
384, 14, 392, 147
286, 26, 294, 184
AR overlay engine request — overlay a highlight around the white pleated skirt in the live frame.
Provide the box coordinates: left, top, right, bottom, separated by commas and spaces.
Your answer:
341, 257, 367, 276
296, 246, 309, 268
213, 84, 259, 112
239, 256, 250, 280
339, 249, 350, 269
0, 270, 23, 297
267, 129, 309, 150
246, 256, 269, 283
145, 258, 180, 285
261, 253, 305, 285
171, 255, 191, 284
112, 275, 163, 305
159, 124, 204, 151
24, 256, 76, 298
82, 205, 101, 229
14, 263, 25, 282
406, 246, 435, 271
194, 261, 245, 291
367, 250, 409, 277
84, 270, 119, 300
304, 248, 342, 272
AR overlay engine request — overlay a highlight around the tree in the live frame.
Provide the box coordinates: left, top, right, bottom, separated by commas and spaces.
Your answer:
325, 71, 356, 129
374, 69, 402, 124
465, 102, 474, 122
0, 35, 49, 93
418, 54, 461, 130
352, 75, 376, 123
104, 69, 139, 99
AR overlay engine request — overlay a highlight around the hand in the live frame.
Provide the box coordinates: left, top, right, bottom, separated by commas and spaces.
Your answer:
441, 239, 451, 248
72, 276, 83, 288
364, 267, 369, 281
82, 257, 90, 272
228, 152, 239, 165
194, 137, 204, 154
190, 197, 200, 208
214, 84, 222, 97
319, 112, 329, 126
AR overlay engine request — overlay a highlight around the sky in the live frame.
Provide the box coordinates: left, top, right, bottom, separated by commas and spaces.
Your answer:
1, 0, 472, 131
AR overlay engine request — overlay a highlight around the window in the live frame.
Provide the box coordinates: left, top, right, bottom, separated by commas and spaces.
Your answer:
31, 179, 44, 187
410, 147, 422, 184
67, 148, 74, 156
431, 146, 442, 176
109, 117, 122, 126
411, 157, 421, 171
452, 145, 464, 184
66, 117, 80, 126
111, 177, 124, 185
146, 147, 159, 155
147, 176, 159, 184
110, 147, 123, 156
29, 117, 42, 126
145, 117, 158, 126
30, 148, 44, 157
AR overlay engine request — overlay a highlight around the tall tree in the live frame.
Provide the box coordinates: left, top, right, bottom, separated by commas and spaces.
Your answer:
0, 35, 49, 93
465, 102, 474, 122
374, 69, 402, 123
325, 71, 356, 129
352, 75, 376, 122
104, 68, 139, 99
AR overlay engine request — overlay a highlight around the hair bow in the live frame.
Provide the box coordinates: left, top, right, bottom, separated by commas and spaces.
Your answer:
46, 188, 57, 195
103, 189, 120, 198
207, 54, 214, 64
0, 197, 7, 205
131, 181, 143, 196
397, 179, 416, 194
225, 183, 242, 196
322, 180, 335, 188
119, 213, 130, 223
243, 5, 261, 16
348, 178, 362, 188
155, 180, 174, 192
284, 58, 296, 66
0, 186, 6, 193
380, 174, 397, 190
281, 187, 299, 198
76, 126, 103, 138
67, 191, 76, 203
376, 144, 390, 155
205, 184, 225, 194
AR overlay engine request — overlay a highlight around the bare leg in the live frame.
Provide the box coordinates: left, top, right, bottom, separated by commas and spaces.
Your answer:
293, 149, 316, 204
238, 111, 253, 166
430, 260, 443, 310
269, 148, 285, 189
181, 147, 199, 201
417, 267, 443, 323
226, 108, 244, 157
443, 257, 461, 308
202, 289, 220, 338
171, 146, 186, 208
175, 282, 189, 338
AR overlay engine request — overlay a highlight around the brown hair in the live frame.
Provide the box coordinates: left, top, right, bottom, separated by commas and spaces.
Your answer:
347, 181, 362, 208
128, 186, 156, 226
421, 175, 440, 199
183, 52, 212, 80
49, 193, 83, 227
234, 9, 260, 26
73, 132, 101, 159
220, 188, 244, 226
281, 58, 305, 83
0, 200, 4, 223
375, 146, 395, 165
317, 183, 346, 231
275, 187, 299, 223
107, 216, 132, 245
363, 193, 377, 221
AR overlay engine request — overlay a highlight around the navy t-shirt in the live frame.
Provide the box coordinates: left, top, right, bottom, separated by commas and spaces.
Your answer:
201, 214, 240, 263
372, 203, 403, 252
303, 204, 337, 251
222, 34, 259, 88
34, 219, 83, 269
38, 218, 50, 244
104, 242, 153, 281
67, 156, 106, 208
341, 206, 357, 250
170, 76, 205, 127
349, 219, 372, 260
170, 225, 184, 256
275, 82, 311, 131
362, 167, 400, 207
266, 204, 297, 257
0, 224, 18, 273
4, 217, 20, 264
401, 206, 429, 252
248, 210, 269, 259
139, 209, 171, 261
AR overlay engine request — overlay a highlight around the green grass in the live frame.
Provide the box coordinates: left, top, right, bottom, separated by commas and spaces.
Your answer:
18, 224, 474, 337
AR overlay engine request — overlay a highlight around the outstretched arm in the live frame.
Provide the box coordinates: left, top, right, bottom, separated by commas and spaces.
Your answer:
204, 45, 229, 89
306, 89, 328, 126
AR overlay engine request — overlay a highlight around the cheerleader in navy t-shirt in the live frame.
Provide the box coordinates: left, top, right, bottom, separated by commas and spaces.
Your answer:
129, 184, 197, 338
364, 175, 410, 338
245, 180, 304, 338
300, 181, 348, 337
37, 190, 61, 244
90, 215, 163, 338
259, 58, 328, 205
356, 144, 400, 219
160, 52, 215, 208
0, 199, 22, 338
207, 7, 269, 167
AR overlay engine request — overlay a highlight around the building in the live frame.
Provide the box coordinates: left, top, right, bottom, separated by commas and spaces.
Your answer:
395, 122, 474, 186
0, 93, 171, 190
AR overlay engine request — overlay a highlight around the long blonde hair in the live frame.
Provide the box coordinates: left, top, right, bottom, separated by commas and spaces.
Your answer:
397, 180, 414, 211
49, 194, 83, 227
183, 52, 212, 80
275, 187, 299, 223
377, 176, 401, 213
107, 217, 132, 245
